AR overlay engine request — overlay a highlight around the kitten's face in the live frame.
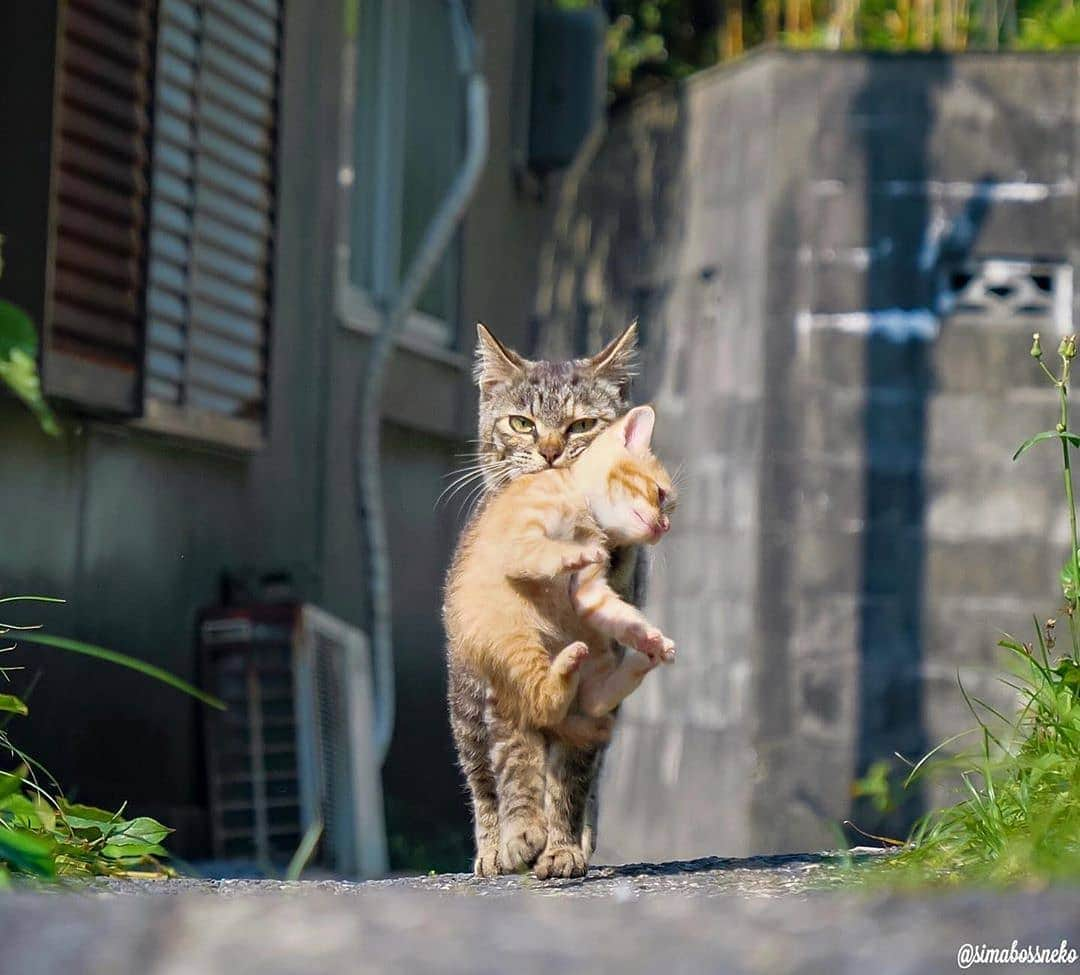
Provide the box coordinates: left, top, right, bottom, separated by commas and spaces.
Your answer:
474, 323, 638, 493
574, 406, 678, 547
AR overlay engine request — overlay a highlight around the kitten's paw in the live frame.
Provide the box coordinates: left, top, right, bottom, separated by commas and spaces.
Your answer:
534, 844, 587, 880
500, 819, 547, 872
626, 623, 674, 662
561, 544, 608, 574
473, 847, 501, 878
551, 640, 590, 678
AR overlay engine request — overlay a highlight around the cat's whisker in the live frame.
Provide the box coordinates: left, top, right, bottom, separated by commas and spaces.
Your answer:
438, 458, 519, 512
436, 469, 492, 509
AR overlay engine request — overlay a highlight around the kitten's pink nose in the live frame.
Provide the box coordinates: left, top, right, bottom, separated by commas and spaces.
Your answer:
538, 439, 563, 465
656, 515, 670, 534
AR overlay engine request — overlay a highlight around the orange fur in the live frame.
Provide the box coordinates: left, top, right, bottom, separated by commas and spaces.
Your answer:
444, 406, 677, 741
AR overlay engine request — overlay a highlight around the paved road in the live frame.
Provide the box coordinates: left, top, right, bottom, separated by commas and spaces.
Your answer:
4, 854, 1078, 974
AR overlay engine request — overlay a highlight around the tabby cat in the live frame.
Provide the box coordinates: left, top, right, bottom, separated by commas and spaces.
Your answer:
447, 322, 644, 879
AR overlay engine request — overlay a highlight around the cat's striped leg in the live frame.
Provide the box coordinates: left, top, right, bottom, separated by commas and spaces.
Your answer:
448, 666, 501, 876
536, 739, 600, 879
488, 706, 548, 873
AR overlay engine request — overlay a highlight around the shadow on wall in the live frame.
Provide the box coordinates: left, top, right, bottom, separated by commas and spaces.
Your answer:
851, 58, 990, 839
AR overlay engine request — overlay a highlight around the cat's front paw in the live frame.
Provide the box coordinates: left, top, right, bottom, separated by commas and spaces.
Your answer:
534, 843, 587, 880
561, 544, 608, 574
473, 846, 501, 878
500, 818, 547, 873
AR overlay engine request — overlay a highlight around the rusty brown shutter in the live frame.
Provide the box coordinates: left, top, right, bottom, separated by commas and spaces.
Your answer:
144, 0, 281, 439
45, 0, 154, 414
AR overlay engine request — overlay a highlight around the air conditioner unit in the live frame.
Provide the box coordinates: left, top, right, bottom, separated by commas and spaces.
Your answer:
200, 602, 387, 878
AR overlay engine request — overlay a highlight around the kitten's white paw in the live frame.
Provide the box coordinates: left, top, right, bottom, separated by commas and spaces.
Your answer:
627, 624, 673, 662
552, 640, 589, 677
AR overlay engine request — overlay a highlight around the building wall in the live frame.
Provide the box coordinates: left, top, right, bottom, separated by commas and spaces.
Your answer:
530, 51, 1080, 860
0, 0, 551, 859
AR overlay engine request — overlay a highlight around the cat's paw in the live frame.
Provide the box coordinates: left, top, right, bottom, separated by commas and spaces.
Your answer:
534, 843, 587, 880
500, 819, 547, 873
561, 544, 608, 574
551, 640, 590, 678
626, 623, 675, 662
473, 847, 501, 878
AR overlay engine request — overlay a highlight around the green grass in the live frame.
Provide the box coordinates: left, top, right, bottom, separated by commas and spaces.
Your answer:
859, 622, 1080, 887
852, 333, 1080, 889
0, 597, 224, 883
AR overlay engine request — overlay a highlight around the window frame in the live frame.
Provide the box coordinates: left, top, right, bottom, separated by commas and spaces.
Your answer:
334, 0, 463, 361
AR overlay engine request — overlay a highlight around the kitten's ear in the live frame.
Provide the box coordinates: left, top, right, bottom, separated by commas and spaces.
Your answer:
621, 405, 655, 454
586, 321, 638, 389
474, 323, 526, 391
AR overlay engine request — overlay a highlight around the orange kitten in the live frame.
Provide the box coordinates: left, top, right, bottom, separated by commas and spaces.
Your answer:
443, 406, 678, 742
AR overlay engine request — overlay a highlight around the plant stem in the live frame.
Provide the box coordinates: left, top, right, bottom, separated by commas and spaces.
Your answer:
1059, 365, 1080, 658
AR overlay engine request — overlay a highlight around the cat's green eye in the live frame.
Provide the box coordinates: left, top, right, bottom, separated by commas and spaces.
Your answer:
567, 418, 598, 436
509, 415, 535, 434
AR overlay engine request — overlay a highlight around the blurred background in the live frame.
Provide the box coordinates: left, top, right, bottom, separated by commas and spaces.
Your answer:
0, 0, 1077, 876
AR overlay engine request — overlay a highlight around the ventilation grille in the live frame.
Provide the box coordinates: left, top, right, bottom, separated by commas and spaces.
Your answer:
200, 604, 386, 877
47, 0, 153, 412
145, 0, 281, 423
940, 260, 1074, 331
201, 609, 302, 863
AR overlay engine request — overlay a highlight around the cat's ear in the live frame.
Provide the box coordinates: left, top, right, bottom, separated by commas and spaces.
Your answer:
586, 321, 638, 389
474, 323, 526, 391
621, 405, 655, 454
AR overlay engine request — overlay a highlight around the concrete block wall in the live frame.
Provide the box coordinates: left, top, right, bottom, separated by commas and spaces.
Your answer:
529, 51, 1080, 860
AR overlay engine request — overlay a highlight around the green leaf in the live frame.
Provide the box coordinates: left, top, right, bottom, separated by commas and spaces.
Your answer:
0, 300, 59, 437
0, 824, 56, 877
59, 801, 118, 824
0, 767, 26, 802
100, 839, 167, 859
0, 695, 28, 717
1013, 430, 1080, 461
114, 816, 171, 847
16, 632, 226, 710
1062, 554, 1080, 602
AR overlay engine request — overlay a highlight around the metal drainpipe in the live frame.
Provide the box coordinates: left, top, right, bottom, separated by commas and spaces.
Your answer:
356, 0, 489, 763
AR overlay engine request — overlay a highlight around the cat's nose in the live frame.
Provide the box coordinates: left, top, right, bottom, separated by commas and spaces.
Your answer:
538, 439, 563, 465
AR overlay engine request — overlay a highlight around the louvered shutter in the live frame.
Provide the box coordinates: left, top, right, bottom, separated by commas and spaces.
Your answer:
46, 0, 154, 414
144, 0, 281, 442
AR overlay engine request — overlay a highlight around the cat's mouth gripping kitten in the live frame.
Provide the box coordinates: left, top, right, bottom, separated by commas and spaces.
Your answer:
471, 322, 639, 495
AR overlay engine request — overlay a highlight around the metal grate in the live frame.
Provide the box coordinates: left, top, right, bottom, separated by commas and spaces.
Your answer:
145, 0, 282, 430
